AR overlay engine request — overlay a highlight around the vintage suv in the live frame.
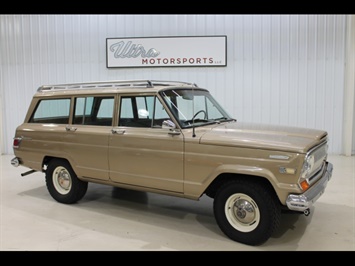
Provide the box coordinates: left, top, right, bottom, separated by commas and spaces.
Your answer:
11, 80, 333, 246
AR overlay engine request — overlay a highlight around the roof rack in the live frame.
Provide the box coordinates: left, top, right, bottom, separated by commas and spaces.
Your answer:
37, 80, 198, 92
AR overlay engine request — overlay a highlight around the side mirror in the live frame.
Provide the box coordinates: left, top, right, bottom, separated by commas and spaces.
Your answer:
162, 120, 176, 129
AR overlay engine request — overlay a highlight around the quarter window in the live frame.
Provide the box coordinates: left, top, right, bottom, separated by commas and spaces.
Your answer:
29, 99, 70, 124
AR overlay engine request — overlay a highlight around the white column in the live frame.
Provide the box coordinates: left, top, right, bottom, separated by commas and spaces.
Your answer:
0, 87, 3, 155
343, 15, 355, 156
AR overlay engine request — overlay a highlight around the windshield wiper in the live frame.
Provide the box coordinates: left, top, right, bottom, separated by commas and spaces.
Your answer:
214, 117, 236, 123
184, 119, 216, 128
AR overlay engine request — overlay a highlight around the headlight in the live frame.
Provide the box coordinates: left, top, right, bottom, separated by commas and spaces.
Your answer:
301, 154, 315, 179
298, 154, 315, 191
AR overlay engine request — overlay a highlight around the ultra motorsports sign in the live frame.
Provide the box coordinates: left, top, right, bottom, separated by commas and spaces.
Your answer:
106, 36, 227, 68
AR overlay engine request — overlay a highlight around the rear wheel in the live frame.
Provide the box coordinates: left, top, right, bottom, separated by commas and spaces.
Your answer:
45, 159, 88, 204
213, 178, 281, 246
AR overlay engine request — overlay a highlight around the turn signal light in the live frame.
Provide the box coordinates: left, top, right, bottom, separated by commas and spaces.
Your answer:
300, 180, 310, 191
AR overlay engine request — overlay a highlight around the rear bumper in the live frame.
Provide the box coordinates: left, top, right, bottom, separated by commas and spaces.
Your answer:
286, 162, 333, 212
11, 157, 20, 167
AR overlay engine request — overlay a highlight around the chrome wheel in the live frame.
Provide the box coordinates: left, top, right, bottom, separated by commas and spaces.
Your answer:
225, 193, 260, 233
52, 166, 72, 195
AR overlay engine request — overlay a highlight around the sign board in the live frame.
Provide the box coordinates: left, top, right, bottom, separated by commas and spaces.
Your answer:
106, 36, 227, 68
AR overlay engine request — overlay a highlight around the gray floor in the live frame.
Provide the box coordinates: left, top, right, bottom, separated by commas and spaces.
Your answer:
0, 154, 354, 251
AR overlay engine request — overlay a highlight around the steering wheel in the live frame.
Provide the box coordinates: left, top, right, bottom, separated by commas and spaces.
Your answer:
191, 110, 207, 120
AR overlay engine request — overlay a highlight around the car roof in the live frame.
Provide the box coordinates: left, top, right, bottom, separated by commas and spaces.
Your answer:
33, 80, 201, 97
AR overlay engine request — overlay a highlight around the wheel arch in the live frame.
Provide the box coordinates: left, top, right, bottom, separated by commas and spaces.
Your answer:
43, 156, 74, 172
204, 172, 280, 205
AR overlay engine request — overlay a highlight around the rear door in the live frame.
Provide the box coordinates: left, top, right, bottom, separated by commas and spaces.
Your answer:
62, 95, 115, 180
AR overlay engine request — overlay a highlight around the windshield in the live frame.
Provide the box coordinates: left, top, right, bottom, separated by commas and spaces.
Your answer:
160, 88, 234, 129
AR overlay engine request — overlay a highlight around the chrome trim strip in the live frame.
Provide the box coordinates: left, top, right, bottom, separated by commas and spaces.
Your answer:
306, 139, 328, 158
269, 155, 289, 160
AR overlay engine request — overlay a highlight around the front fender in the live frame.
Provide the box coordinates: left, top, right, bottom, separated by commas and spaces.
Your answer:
184, 164, 300, 204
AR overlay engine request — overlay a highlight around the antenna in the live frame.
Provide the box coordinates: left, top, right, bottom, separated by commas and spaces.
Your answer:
192, 87, 196, 138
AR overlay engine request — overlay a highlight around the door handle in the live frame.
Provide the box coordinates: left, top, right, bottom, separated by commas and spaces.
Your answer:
65, 125, 77, 132
112, 129, 125, 134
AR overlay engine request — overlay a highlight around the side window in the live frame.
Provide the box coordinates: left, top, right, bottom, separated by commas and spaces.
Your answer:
153, 97, 170, 127
97, 98, 114, 119
119, 96, 170, 128
29, 98, 70, 124
120, 98, 134, 119
74, 96, 114, 126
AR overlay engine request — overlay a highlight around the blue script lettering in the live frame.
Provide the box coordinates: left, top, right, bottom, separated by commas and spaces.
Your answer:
110, 41, 160, 58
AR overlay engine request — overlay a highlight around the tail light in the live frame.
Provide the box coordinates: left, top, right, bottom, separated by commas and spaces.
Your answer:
13, 137, 22, 148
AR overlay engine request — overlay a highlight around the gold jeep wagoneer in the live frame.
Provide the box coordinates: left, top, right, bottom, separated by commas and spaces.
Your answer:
11, 80, 333, 246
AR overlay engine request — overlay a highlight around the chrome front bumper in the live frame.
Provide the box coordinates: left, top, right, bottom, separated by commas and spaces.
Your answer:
286, 162, 333, 212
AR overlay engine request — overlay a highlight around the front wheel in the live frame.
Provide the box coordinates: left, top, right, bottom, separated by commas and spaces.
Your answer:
45, 159, 88, 204
213, 179, 281, 246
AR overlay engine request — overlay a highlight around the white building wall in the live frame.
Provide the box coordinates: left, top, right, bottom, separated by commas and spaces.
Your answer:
0, 14, 349, 154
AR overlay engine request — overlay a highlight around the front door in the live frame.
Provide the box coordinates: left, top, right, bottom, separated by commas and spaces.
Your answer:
108, 95, 184, 192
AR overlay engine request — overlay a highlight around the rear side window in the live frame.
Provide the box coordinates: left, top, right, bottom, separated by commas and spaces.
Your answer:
29, 99, 70, 124
74, 96, 114, 126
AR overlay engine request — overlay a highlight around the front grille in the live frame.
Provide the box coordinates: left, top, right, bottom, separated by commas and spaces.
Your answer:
308, 142, 328, 183
308, 161, 326, 185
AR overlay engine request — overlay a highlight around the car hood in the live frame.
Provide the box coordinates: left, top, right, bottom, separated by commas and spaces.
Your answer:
199, 121, 327, 153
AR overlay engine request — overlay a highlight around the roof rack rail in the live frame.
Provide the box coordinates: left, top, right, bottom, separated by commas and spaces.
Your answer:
37, 80, 198, 92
